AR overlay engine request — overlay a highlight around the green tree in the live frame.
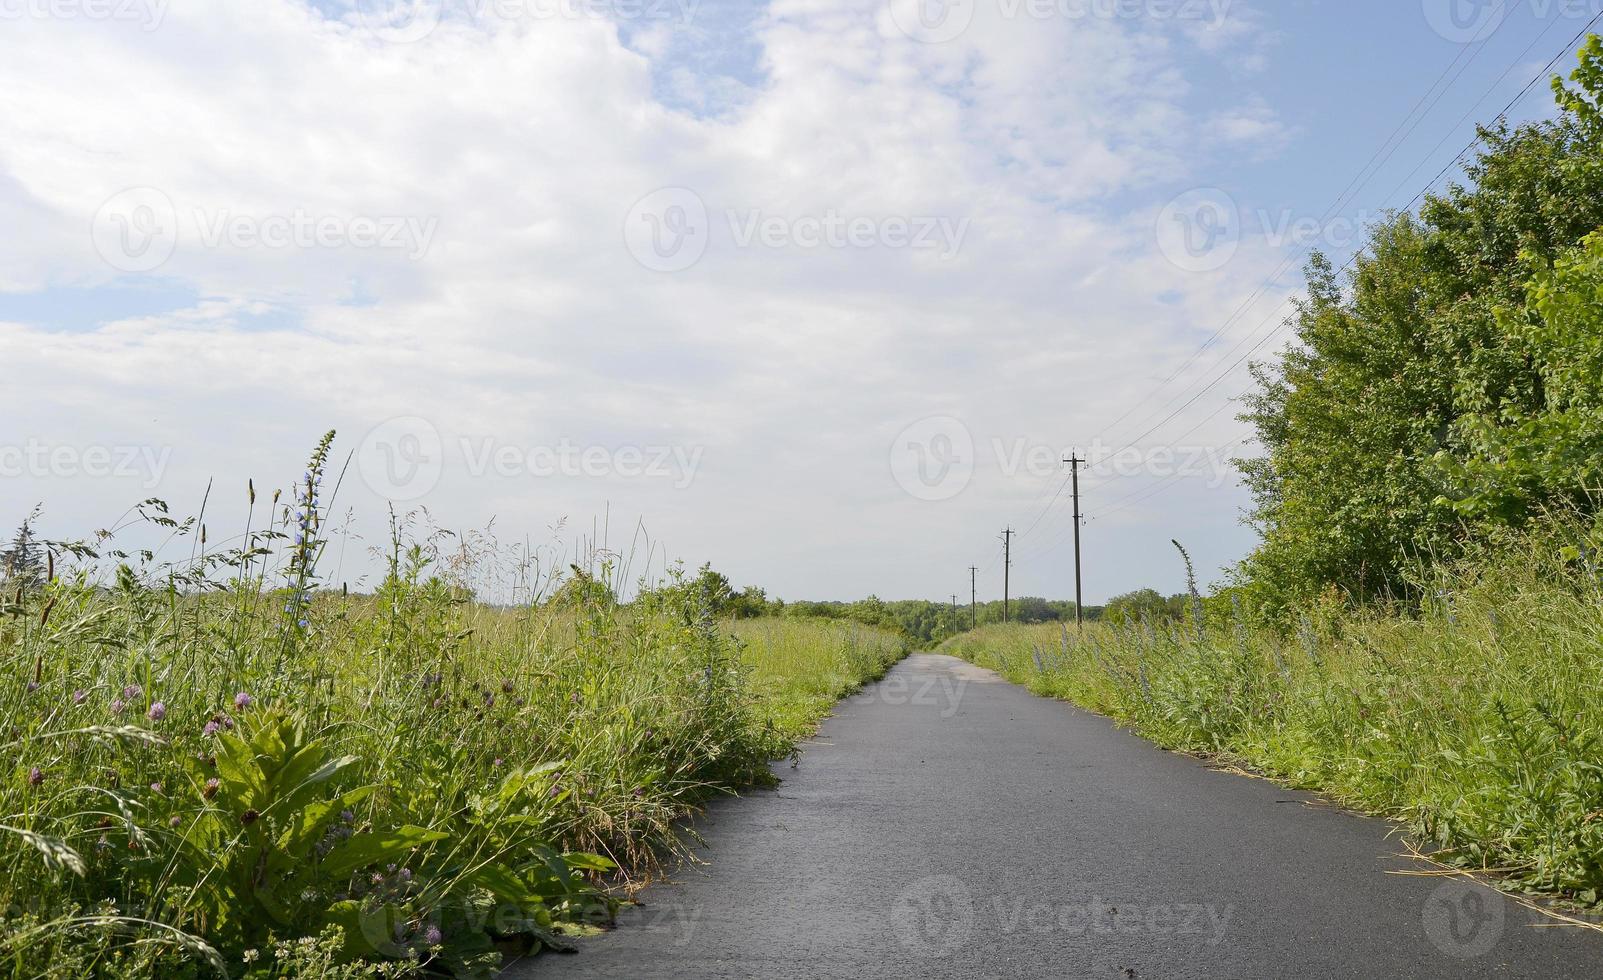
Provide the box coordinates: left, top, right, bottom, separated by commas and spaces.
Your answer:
1240, 36, 1603, 613
0, 515, 43, 593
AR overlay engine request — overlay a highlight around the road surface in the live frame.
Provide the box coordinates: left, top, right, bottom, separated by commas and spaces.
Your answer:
513, 653, 1602, 978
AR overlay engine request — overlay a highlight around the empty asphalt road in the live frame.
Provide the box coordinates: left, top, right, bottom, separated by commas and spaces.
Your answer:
515, 653, 1603, 978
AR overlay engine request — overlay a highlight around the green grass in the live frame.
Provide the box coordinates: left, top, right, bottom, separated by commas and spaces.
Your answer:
0, 438, 906, 979
939, 524, 1603, 907
732, 618, 907, 738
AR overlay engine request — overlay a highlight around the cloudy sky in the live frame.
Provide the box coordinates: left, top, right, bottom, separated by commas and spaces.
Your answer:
0, 0, 1588, 602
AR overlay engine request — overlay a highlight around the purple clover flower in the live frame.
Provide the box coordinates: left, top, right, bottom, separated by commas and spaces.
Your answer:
234, 692, 254, 711
27, 767, 44, 787
72, 689, 87, 705
147, 702, 167, 722
111, 698, 127, 715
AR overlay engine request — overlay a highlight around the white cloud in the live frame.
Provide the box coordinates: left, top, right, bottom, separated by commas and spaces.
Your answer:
0, 0, 1290, 601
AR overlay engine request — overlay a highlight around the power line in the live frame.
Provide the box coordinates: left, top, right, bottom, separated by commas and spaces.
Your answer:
1110, 15, 1602, 458
1094, 19, 1517, 446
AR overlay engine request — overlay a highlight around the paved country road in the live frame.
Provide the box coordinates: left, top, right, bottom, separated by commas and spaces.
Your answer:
512, 654, 1603, 978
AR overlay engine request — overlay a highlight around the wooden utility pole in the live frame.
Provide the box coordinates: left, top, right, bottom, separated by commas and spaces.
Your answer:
1065, 454, 1086, 626
1001, 527, 1014, 623
969, 565, 978, 630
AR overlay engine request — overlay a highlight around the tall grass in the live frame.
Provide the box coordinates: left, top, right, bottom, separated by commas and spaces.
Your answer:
0, 437, 905, 979
941, 523, 1603, 906
731, 618, 906, 738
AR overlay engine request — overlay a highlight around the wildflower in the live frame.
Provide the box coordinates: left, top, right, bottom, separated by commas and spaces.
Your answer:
423, 925, 442, 947
123, 684, 142, 700
398, 868, 413, 882
147, 702, 167, 722
221, 715, 234, 730
234, 692, 254, 710
203, 720, 220, 737
202, 778, 220, 800
492, 757, 503, 768
111, 698, 126, 715
27, 767, 44, 787
169, 815, 182, 828
501, 679, 515, 693
72, 689, 87, 705
150, 782, 164, 795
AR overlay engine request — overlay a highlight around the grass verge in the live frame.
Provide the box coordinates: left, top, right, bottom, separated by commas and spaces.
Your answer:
0, 437, 905, 979
939, 525, 1603, 910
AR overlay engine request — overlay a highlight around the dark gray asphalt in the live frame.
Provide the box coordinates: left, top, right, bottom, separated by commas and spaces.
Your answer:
512, 654, 1603, 978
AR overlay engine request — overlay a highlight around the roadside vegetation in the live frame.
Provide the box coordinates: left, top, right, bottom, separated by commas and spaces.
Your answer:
0, 433, 905, 979
941, 522, 1603, 906
947, 37, 1603, 912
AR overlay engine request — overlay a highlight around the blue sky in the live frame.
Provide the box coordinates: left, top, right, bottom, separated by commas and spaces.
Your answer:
0, 0, 1595, 604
